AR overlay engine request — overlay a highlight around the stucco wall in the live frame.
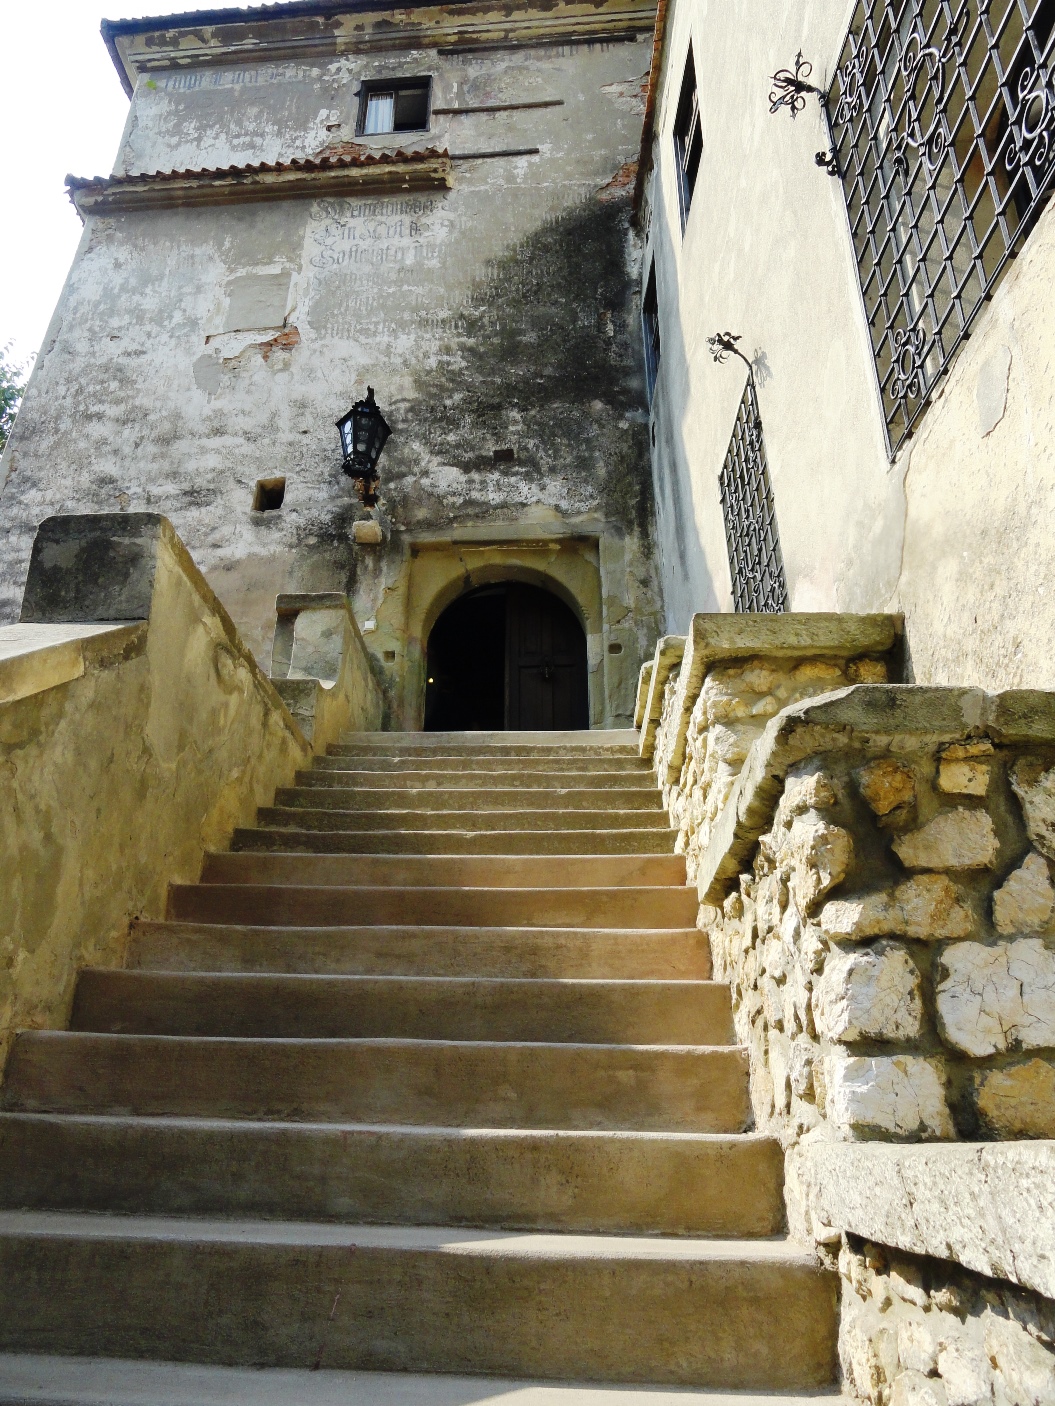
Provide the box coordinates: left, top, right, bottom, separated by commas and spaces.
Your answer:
0, 5, 663, 725
642, 0, 1055, 694
0, 517, 311, 1071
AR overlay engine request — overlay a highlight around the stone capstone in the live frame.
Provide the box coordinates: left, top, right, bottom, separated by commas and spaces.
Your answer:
824, 1053, 953, 1138
975, 1058, 1055, 1138
936, 938, 1055, 1056
813, 942, 924, 1044
819, 874, 974, 942
993, 851, 1055, 935
856, 757, 917, 816
892, 808, 999, 871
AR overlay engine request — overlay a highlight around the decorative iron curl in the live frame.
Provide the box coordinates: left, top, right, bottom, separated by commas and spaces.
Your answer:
769, 52, 823, 118
708, 332, 754, 373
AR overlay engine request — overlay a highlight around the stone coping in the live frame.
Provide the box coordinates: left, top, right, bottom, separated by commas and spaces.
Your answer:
696, 684, 1055, 904
653, 613, 901, 781
790, 1138, 1055, 1301
633, 660, 654, 729
0, 622, 146, 706
637, 635, 685, 760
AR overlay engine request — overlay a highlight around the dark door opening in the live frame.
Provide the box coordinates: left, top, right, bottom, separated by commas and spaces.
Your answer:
424, 582, 589, 731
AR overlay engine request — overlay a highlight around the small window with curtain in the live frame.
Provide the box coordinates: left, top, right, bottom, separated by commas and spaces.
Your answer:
643, 262, 661, 402
673, 47, 702, 230
357, 79, 431, 137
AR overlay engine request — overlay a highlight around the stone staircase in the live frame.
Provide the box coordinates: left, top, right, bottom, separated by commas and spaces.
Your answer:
0, 729, 842, 1402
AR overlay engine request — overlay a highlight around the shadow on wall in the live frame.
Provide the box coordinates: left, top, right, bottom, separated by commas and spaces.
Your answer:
645, 195, 721, 630
376, 193, 658, 539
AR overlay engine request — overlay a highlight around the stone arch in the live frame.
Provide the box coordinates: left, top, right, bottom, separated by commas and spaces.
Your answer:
396, 537, 605, 730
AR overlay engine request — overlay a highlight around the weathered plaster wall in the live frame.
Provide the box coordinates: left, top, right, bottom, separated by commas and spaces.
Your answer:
643, 0, 1055, 695
0, 10, 663, 726
0, 516, 311, 1072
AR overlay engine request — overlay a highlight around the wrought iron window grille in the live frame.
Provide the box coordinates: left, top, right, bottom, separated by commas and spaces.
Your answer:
818, 0, 1055, 451
710, 336, 789, 615
643, 263, 661, 401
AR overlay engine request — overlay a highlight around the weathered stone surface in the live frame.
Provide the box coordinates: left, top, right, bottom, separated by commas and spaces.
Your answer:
1011, 757, 1055, 861
937, 939, 1055, 1056
993, 851, 1055, 934
814, 942, 923, 1044
890, 1368, 948, 1406
820, 874, 974, 942
856, 757, 916, 815
937, 758, 990, 796
985, 1312, 1055, 1405
825, 1054, 953, 1138
892, 808, 999, 871
976, 1058, 1055, 1138
1, 516, 315, 1072
782, 820, 853, 915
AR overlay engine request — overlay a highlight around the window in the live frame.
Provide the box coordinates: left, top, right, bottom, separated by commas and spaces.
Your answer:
673, 48, 703, 229
643, 262, 661, 402
718, 378, 788, 614
827, 0, 1055, 451
357, 79, 431, 137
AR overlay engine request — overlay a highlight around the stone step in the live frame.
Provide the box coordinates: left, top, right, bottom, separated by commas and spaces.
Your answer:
261, 803, 673, 831
200, 853, 686, 890
286, 781, 665, 810
70, 972, 732, 1044
323, 750, 653, 773
166, 884, 700, 930
233, 826, 678, 856
0, 1213, 838, 1388
308, 764, 657, 789
0, 1354, 854, 1405
127, 921, 713, 980
338, 728, 640, 751
0, 1115, 783, 1236
1, 1033, 750, 1132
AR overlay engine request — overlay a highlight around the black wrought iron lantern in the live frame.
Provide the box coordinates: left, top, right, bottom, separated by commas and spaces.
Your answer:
336, 386, 391, 506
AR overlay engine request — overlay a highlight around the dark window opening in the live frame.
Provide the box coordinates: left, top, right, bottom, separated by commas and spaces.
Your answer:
718, 378, 788, 615
252, 476, 285, 512
357, 79, 431, 136
827, 0, 1055, 451
424, 583, 589, 731
643, 261, 661, 401
673, 47, 703, 229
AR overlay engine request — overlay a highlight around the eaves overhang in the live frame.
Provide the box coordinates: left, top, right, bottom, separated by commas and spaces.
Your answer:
66, 146, 452, 215
101, 0, 658, 98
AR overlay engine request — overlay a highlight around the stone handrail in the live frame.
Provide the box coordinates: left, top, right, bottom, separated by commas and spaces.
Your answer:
0, 514, 313, 1072
270, 590, 384, 744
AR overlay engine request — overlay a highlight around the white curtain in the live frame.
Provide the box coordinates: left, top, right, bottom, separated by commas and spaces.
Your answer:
364, 93, 395, 135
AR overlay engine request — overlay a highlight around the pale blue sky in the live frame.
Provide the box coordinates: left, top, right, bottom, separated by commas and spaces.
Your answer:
1, 2, 256, 371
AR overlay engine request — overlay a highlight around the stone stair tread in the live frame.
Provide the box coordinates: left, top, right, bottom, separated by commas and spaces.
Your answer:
0, 1353, 853, 1405
0, 1208, 812, 1261
1, 1033, 750, 1132
69, 970, 732, 1044
0, 1113, 786, 1235
166, 884, 698, 930
260, 805, 674, 829
199, 854, 686, 888
127, 922, 712, 979
232, 828, 677, 855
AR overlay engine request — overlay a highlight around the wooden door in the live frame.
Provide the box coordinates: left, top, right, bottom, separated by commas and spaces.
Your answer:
505, 585, 588, 730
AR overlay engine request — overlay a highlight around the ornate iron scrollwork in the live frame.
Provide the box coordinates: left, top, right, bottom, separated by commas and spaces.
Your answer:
890, 326, 927, 402
769, 52, 823, 118
708, 331, 753, 371
1005, 64, 1055, 176
815, 148, 840, 175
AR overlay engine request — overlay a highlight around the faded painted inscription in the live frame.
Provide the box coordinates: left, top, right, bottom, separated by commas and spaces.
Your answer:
160, 66, 293, 91
308, 197, 453, 271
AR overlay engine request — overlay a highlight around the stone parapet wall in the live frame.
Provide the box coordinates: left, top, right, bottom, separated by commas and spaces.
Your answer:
695, 688, 1055, 1147
839, 1238, 1055, 1406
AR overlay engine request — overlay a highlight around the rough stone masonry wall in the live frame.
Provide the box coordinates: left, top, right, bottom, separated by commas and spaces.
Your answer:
639, 642, 1055, 1406
652, 652, 888, 880
705, 731, 1055, 1149
838, 1238, 1055, 1406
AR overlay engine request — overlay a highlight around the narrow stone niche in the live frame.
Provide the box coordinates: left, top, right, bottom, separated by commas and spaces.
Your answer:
252, 477, 286, 512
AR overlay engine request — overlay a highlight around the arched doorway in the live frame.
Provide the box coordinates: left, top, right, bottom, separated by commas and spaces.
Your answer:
424, 582, 589, 731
